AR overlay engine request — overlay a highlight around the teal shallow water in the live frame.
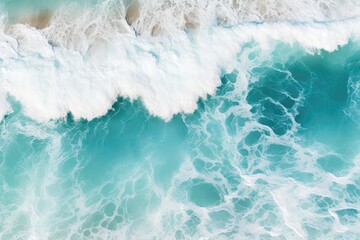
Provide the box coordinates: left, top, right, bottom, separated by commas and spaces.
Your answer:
1, 40, 360, 238
2, 0, 93, 10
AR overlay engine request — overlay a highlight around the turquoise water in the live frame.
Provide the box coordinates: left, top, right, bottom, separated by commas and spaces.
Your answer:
2, 0, 90, 9
1, 39, 360, 239
2, 0, 96, 18
1, 0, 360, 238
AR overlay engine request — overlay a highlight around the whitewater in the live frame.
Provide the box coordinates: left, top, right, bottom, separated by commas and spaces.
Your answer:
1, 0, 360, 239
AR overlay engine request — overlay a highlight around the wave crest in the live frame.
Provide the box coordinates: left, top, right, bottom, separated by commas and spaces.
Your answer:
0, 1, 360, 122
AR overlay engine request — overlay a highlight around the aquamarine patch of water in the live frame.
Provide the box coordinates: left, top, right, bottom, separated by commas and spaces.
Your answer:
1, 42, 360, 239
2, 0, 97, 18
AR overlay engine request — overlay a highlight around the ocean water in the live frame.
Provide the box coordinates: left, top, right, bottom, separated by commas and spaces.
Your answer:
1, 0, 360, 239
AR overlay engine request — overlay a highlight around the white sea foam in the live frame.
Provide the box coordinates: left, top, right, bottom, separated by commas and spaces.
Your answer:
0, 90, 11, 121
0, 1, 360, 122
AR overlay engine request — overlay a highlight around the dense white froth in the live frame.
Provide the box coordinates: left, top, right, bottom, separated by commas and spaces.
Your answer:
42, 0, 360, 43
123, 0, 360, 36
0, 1, 360, 121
